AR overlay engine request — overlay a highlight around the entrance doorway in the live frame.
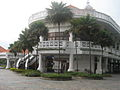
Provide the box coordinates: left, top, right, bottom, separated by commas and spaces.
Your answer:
45, 56, 68, 73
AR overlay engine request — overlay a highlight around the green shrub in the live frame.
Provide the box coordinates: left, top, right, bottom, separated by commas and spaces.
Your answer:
23, 70, 41, 77
87, 74, 103, 80
10, 68, 16, 71
65, 71, 103, 80
41, 73, 72, 80
10, 68, 25, 73
65, 72, 89, 77
102, 74, 112, 77
65, 71, 79, 76
0, 65, 6, 68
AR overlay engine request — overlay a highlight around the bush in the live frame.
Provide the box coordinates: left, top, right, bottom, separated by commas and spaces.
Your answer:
65, 71, 79, 76
10, 68, 16, 71
0, 65, 6, 68
65, 72, 89, 77
10, 68, 26, 73
102, 74, 112, 77
65, 71, 103, 80
87, 74, 103, 80
10, 68, 41, 77
41, 73, 72, 80
22, 70, 41, 77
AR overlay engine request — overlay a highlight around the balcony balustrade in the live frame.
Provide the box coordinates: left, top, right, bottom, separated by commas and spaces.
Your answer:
28, 9, 120, 33
38, 40, 70, 49
0, 52, 24, 59
38, 40, 120, 59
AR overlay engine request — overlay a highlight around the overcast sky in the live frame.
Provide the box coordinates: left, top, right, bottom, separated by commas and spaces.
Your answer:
0, 0, 120, 49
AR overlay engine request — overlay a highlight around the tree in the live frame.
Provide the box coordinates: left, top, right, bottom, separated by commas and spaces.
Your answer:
9, 41, 22, 57
46, 1, 73, 73
94, 29, 114, 74
9, 41, 22, 68
29, 21, 48, 69
70, 14, 100, 74
18, 28, 32, 56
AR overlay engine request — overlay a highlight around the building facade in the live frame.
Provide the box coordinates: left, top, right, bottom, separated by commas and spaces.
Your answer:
28, 3, 120, 74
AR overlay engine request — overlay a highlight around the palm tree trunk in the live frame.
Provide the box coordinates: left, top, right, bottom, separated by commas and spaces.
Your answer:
101, 47, 104, 74
89, 40, 92, 74
75, 35, 78, 71
58, 22, 61, 73
35, 44, 38, 69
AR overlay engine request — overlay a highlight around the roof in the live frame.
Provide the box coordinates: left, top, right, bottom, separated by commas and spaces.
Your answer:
67, 5, 80, 10
0, 46, 9, 52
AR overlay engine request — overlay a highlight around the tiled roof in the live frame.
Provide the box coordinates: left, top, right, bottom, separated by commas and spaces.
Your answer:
67, 5, 80, 10
0, 46, 9, 52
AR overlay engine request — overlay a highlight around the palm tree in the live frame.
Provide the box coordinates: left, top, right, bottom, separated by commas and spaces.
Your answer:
70, 14, 100, 74
46, 1, 73, 73
94, 29, 114, 74
9, 41, 22, 68
18, 28, 32, 56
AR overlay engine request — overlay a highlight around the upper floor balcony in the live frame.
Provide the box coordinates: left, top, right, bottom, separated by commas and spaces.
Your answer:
28, 9, 120, 34
37, 40, 120, 59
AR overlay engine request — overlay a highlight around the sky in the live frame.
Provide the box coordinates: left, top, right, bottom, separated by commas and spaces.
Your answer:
0, 0, 120, 49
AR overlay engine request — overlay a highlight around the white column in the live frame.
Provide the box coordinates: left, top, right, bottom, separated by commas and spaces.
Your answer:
96, 56, 102, 74
69, 32, 73, 42
68, 54, 74, 71
39, 36, 43, 42
105, 58, 108, 72
6, 58, 11, 69
37, 54, 43, 72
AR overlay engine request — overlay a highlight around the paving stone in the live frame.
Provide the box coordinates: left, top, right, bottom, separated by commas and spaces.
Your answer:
0, 69, 120, 90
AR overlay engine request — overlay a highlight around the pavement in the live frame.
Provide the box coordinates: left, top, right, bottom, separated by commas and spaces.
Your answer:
0, 69, 120, 90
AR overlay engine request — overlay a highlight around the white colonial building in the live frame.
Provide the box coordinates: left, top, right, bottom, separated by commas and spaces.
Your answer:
15, 2, 120, 74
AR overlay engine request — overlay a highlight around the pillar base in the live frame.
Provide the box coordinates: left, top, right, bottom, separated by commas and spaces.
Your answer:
6, 67, 10, 69
96, 69, 102, 74
68, 68, 74, 72
37, 67, 43, 72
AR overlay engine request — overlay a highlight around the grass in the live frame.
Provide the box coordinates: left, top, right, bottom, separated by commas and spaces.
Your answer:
10, 68, 110, 80
65, 71, 103, 80
10, 68, 41, 77
23, 70, 41, 77
41, 73, 72, 80
0, 65, 6, 68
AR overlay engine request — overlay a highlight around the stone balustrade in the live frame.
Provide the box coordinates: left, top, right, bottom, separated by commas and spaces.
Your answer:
0, 52, 24, 59
38, 40, 70, 49
28, 9, 120, 33
38, 40, 120, 59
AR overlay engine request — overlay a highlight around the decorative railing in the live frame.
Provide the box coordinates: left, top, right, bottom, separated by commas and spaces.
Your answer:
0, 52, 24, 59
38, 40, 120, 59
76, 41, 101, 50
28, 9, 120, 33
38, 40, 70, 49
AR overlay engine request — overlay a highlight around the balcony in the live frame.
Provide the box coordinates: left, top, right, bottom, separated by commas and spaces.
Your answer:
38, 40, 71, 50
38, 40, 120, 59
28, 9, 120, 33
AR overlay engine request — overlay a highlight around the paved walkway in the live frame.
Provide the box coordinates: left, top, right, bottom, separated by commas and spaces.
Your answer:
0, 69, 120, 90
